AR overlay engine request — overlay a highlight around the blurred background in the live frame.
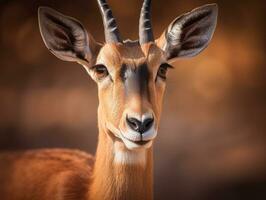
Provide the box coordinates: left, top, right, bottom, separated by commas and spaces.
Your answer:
0, 0, 265, 199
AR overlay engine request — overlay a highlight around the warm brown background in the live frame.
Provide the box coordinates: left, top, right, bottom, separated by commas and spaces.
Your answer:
0, 0, 265, 199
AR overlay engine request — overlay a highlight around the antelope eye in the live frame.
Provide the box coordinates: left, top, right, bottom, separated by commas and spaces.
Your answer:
157, 63, 172, 80
92, 64, 109, 80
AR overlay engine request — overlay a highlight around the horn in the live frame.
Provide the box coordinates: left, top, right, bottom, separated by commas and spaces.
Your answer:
139, 0, 154, 44
97, 0, 122, 43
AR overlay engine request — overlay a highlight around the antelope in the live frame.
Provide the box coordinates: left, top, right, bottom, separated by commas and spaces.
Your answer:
0, 0, 218, 200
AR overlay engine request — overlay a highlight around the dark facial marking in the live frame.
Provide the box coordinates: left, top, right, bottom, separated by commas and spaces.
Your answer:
138, 63, 150, 97
123, 63, 150, 101
119, 63, 127, 81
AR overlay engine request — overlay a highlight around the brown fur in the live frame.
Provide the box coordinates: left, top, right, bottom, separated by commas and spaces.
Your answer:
85, 43, 161, 200
0, 43, 163, 200
88, 121, 153, 200
1, 3, 218, 199
94, 42, 166, 134
0, 149, 94, 200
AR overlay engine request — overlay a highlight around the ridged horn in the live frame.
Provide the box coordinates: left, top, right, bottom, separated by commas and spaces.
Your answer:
139, 0, 154, 44
97, 0, 122, 43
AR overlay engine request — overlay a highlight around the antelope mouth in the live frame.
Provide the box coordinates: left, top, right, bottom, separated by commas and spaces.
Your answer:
120, 131, 154, 150
106, 122, 155, 150
120, 132, 152, 145
134, 140, 151, 145
120, 131, 153, 150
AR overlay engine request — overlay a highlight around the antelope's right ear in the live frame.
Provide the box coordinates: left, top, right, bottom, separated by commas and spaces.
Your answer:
38, 7, 101, 67
156, 4, 218, 63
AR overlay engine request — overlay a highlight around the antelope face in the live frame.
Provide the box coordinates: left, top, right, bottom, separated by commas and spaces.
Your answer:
38, 0, 218, 150
93, 42, 168, 149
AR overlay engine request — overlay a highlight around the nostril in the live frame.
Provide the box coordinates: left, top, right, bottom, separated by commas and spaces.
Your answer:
142, 118, 154, 132
126, 117, 141, 132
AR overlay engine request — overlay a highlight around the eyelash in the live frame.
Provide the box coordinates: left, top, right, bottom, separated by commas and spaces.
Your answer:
157, 63, 173, 80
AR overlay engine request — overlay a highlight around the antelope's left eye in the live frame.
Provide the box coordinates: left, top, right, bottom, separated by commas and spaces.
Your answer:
92, 64, 109, 80
157, 63, 172, 80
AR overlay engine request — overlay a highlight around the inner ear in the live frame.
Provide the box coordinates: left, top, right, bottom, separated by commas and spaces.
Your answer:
156, 4, 218, 62
38, 7, 101, 66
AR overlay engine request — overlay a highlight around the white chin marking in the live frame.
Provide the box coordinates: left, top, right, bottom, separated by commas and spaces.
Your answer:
114, 143, 147, 166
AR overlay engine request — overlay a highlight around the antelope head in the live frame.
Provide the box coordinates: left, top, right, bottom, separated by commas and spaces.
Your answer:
38, 0, 218, 151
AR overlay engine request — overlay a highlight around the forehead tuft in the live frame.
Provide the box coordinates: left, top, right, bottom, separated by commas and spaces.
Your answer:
97, 41, 164, 67
100, 41, 144, 59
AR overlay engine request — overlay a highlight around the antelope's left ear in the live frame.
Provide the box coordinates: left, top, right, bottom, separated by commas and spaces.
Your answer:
156, 4, 218, 62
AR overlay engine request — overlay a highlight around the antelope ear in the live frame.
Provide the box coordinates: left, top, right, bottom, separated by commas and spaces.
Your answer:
38, 7, 101, 67
156, 4, 218, 62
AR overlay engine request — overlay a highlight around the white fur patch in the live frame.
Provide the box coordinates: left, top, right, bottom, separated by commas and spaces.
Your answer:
114, 142, 147, 165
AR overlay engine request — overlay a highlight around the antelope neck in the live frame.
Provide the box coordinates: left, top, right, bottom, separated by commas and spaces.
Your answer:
88, 111, 153, 200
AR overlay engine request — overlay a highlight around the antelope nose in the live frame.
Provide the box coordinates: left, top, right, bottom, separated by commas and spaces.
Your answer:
126, 116, 154, 134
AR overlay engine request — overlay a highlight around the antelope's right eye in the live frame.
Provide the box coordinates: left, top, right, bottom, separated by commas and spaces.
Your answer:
92, 64, 109, 80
